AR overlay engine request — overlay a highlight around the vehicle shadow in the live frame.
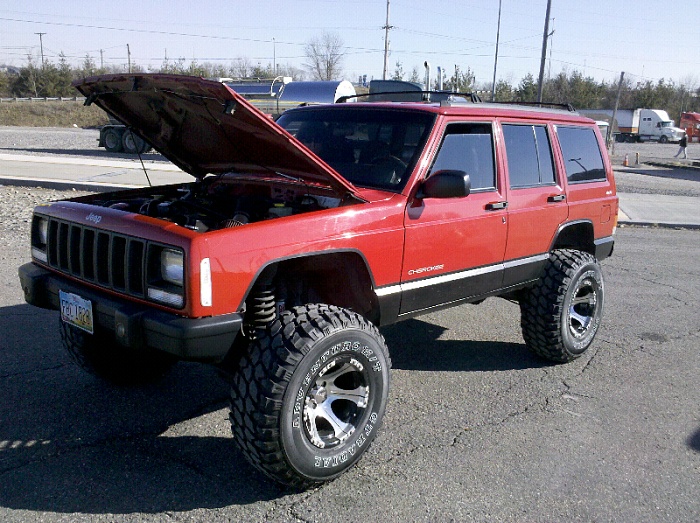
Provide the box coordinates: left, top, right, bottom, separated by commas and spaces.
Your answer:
0, 303, 283, 513
382, 318, 549, 372
688, 427, 700, 453
0, 434, 285, 513
0, 306, 545, 514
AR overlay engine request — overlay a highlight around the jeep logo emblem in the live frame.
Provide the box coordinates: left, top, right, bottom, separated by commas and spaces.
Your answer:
85, 212, 102, 224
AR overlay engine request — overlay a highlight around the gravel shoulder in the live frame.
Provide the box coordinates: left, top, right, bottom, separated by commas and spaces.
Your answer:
614, 167, 700, 197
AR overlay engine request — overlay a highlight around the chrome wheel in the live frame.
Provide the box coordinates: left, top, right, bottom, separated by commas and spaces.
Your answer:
568, 276, 599, 339
303, 357, 370, 449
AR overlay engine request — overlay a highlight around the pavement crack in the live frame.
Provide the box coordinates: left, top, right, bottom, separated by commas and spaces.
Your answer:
0, 362, 69, 379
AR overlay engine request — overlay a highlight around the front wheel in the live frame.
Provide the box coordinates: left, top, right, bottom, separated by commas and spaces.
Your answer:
229, 304, 391, 488
520, 249, 604, 362
60, 320, 175, 384
658, 135, 668, 144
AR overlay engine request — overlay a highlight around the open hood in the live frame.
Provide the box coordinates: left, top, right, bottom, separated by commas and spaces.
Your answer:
73, 74, 358, 196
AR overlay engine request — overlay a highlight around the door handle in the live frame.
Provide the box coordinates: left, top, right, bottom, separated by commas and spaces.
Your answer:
485, 201, 508, 210
547, 194, 566, 202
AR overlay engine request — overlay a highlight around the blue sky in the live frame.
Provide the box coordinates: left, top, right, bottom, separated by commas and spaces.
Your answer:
1, 0, 699, 88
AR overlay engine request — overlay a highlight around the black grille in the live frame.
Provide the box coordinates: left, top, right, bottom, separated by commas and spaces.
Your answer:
46, 218, 147, 298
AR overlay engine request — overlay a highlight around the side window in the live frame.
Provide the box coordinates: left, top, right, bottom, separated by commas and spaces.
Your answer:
429, 123, 496, 191
502, 124, 555, 188
556, 126, 606, 183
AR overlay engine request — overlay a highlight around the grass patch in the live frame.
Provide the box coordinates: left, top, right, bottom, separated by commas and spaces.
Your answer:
0, 100, 110, 128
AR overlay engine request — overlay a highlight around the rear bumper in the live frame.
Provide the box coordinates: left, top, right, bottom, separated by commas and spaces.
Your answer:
18, 262, 242, 362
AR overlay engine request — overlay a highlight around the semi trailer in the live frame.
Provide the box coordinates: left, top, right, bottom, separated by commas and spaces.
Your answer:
579, 108, 685, 143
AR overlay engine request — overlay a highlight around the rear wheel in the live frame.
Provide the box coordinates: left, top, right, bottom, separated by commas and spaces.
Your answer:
229, 304, 391, 488
122, 130, 149, 154
103, 128, 123, 152
60, 320, 175, 384
520, 249, 604, 362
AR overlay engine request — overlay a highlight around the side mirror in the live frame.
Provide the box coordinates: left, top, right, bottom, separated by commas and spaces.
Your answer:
416, 170, 471, 199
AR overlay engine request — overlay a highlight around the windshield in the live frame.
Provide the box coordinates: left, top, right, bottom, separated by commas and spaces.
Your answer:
277, 107, 435, 191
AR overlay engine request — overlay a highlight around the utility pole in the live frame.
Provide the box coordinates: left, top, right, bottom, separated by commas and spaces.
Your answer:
382, 0, 392, 80
491, 0, 502, 101
35, 32, 46, 68
536, 0, 552, 104
127, 43, 132, 73
99, 49, 104, 70
609, 71, 625, 152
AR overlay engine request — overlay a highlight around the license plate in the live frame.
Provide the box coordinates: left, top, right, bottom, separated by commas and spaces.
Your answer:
59, 291, 94, 334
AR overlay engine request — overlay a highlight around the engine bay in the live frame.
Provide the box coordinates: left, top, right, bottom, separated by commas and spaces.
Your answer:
73, 175, 346, 232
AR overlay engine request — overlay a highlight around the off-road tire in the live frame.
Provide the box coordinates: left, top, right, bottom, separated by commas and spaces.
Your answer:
520, 249, 604, 362
60, 320, 175, 385
229, 304, 391, 489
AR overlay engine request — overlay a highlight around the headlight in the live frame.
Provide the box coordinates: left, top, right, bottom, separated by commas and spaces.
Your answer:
147, 245, 185, 308
31, 216, 49, 262
161, 249, 184, 286
37, 217, 49, 245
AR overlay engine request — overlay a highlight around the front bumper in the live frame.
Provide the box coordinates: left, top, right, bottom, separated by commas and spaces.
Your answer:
18, 262, 242, 362
594, 235, 615, 261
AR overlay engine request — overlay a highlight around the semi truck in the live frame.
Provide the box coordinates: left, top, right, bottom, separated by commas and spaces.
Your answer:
680, 112, 700, 142
579, 108, 685, 143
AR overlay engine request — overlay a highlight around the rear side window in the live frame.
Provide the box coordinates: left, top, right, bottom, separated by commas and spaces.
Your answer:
502, 124, 555, 188
556, 126, 606, 183
429, 123, 496, 191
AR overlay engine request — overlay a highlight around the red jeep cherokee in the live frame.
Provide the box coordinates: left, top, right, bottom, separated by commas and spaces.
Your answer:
18, 74, 617, 488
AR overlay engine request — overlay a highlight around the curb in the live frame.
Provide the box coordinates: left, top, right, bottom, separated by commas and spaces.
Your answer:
613, 160, 700, 171
0, 176, 141, 193
645, 160, 700, 170
0, 153, 179, 171
617, 219, 700, 230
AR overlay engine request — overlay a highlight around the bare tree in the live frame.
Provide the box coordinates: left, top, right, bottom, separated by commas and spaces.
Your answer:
231, 57, 253, 79
304, 32, 345, 81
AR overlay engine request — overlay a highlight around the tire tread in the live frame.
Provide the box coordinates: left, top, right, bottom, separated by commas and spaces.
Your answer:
520, 249, 600, 362
229, 304, 390, 488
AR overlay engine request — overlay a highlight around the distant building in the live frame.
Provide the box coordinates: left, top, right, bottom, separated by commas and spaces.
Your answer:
0, 65, 20, 75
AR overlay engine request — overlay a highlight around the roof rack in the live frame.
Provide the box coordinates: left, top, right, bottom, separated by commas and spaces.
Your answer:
336, 90, 483, 104
487, 101, 577, 112
335, 91, 575, 113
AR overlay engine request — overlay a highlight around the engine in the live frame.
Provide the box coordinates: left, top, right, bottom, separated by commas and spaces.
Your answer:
83, 177, 342, 232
